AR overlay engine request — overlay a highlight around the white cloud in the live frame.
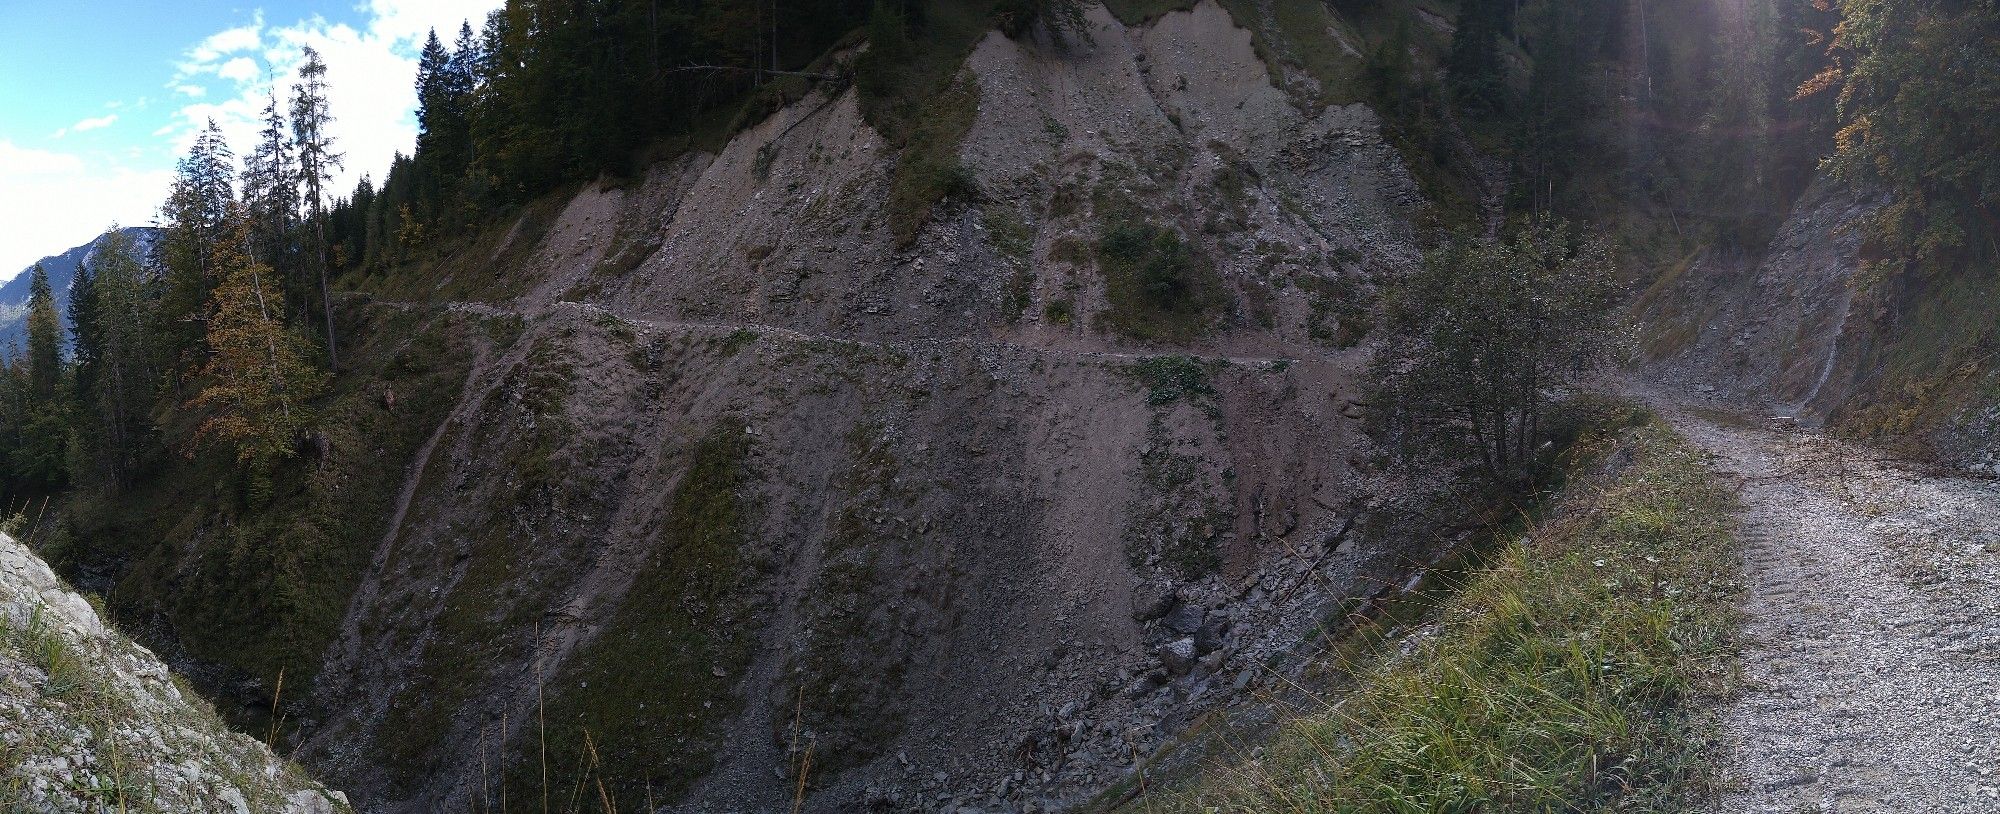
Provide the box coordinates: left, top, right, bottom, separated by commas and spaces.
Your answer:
187, 18, 264, 64
218, 57, 261, 82
0, 141, 173, 280
72, 114, 119, 133
163, 0, 503, 202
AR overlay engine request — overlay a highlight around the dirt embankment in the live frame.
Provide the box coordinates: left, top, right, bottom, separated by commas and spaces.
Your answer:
293, 3, 1462, 813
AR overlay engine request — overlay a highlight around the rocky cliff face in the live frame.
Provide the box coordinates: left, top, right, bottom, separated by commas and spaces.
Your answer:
281, 3, 1458, 812
0, 532, 348, 812
1637, 178, 2000, 472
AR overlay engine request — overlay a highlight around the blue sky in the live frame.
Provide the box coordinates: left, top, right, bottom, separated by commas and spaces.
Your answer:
0, 0, 502, 280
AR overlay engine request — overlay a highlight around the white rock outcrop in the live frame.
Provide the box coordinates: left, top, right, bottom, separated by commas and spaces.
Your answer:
0, 532, 348, 813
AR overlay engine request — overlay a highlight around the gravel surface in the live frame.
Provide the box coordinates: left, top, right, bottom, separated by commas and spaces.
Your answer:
1672, 413, 2000, 813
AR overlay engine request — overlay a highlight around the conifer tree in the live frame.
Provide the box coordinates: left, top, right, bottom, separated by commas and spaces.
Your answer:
1445, 0, 1507, 113
291, 46, 344, 369
159, 120, 238, 375
72, 228, 159, 487
23, 265, 60, 402
8, 264, 71, 489
244, 92, 300, 302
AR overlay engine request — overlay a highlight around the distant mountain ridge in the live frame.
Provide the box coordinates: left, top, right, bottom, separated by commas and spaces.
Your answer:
0, 226, 162, 358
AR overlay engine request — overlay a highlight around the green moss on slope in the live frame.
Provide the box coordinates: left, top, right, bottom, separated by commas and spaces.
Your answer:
526, 420, 760, 810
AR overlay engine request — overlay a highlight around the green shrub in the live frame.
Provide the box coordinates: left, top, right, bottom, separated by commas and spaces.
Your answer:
1094, 221, 1226, 341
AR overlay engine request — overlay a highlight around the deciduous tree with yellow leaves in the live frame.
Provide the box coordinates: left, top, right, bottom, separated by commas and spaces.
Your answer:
184, 209, 328, 466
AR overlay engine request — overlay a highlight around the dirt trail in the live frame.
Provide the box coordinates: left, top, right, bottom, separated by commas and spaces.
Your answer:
370, 295, 1323, 368
1664, 409, 2000, 812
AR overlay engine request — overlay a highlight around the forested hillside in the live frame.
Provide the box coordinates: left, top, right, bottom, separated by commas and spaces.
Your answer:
0, 0, 1993, 811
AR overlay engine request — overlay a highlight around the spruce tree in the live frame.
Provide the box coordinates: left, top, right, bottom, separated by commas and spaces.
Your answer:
75, 228, 158, 487
1445, 0, 1507, 113
24, 265, 60, 402
244, 92, 300, 305
291, 46, 343, 369
10, 264, 70, 489
159, 120, 238, 375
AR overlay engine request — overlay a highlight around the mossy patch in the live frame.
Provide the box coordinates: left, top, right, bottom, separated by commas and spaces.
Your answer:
1122, 419, 1229, 578
785, 422, 938, 776
1299, 274, 1374, 348
1093, 220, 1228, 342
1839, 267, 2000, 452
1125, 356, 1220, 409
525, 420, 761, 809
856, 0, 999, 248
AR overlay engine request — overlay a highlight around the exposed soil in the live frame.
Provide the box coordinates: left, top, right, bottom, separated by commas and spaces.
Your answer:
288, 3, 1456, 810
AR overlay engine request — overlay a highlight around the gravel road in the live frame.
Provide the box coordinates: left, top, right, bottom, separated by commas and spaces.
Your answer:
1670, 412, 2000, 813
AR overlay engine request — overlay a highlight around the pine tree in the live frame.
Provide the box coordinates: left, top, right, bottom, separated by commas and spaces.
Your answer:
185, 210, 327, 466
73, 228, 159, 487
291, 45, 344, 369
159, 120, 238, 375
244, 92, 300, 304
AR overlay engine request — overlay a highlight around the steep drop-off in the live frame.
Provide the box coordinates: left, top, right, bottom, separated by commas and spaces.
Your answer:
269, 4, 1464, 812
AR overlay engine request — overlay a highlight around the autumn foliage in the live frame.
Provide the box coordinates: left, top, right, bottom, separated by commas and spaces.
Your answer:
184, 212, 328, 465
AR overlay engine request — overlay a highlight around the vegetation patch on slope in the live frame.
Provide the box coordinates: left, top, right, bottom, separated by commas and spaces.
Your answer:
1149, 419, 1741, 812
856, 0, 999, 247
51, 306, 477, 726
1839, 267, 2000, 455
524, 420, 760, 811
1093, 220, 1226, 342
786, 422, 926, 775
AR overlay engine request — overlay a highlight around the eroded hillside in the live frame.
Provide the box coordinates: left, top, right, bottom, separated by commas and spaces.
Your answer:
1637, 177, 2000, 473
279, 4, 1464, 811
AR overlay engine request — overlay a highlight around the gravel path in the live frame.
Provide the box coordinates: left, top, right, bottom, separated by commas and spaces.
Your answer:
1671, 413, 2000, 813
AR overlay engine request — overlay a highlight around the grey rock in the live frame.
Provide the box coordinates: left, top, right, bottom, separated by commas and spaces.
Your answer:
1194, 619, 1229, 654
1130, 582, 1176, 623
1162, 604, 1205, 635
1158, 638, 1198, 675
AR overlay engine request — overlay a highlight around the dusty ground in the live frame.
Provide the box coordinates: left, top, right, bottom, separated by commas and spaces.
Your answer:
282, 1, 1459, 811
1665, 410, 2000, 812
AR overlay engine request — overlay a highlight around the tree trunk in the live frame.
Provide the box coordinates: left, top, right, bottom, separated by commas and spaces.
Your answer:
317, 216, 338, 370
